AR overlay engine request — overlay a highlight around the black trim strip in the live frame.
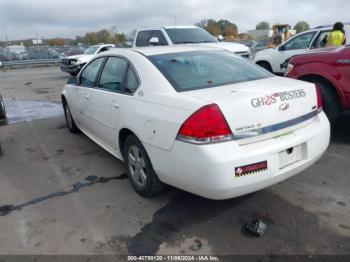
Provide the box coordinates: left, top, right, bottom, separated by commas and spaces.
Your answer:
235, 110, 318, 140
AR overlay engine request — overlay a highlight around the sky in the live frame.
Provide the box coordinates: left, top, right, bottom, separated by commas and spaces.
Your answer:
0, 0, 349, 40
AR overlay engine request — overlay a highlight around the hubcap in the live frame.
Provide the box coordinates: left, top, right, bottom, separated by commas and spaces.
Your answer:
128, 145, 147, 187
65, 105, 73, 128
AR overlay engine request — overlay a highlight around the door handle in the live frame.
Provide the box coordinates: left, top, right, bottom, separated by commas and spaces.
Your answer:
110, 101, 119, 109
337, 59, 350, 64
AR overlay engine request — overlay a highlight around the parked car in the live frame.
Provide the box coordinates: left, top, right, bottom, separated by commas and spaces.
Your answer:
0, 52, 21, 62
61, 46, 330, 200
60, 44, 115, 76
286, 45, 350, 124
26, 48, 60, 60
251, 39, 269, 54
133, 26, 251, 58
254, 24, 350, 74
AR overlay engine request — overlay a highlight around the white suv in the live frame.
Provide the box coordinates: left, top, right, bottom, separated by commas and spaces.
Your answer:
133, 26, 251, 58
61, 44, 115, 76
254, 24, 350, 74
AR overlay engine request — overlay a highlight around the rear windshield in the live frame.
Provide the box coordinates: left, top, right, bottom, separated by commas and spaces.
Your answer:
84, 46, 99, 55
165, 28, 217, 44
148, 50, 273, 92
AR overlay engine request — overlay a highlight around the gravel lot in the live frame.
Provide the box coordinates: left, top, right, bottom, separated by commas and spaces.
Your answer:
0, 67, 349, 257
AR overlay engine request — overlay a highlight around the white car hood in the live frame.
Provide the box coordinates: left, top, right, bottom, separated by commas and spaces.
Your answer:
65, 54, 94, 64
198, 42, 250, 53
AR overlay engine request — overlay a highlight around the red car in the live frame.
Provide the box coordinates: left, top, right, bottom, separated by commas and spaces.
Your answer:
286, 45, 350, 124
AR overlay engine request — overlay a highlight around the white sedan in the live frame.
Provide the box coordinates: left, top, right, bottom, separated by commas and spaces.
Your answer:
61, 45, 330, 200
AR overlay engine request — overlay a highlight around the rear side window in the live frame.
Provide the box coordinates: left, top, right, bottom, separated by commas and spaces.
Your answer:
149, 50, 272, 92
80, 58, 105, 87
312, 31, 331, 49
151, 30, 168, 45
125, 66, 140, 93
99, 57, 128, 92
136, 31, 152, 47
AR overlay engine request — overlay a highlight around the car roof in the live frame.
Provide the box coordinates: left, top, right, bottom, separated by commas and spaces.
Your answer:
102, 45, 222, 57
137, 25, 199, 31
163, 25, 199, 29
131, 45, 221, 56
90, 44, 115, 48
314, 22, 350, 29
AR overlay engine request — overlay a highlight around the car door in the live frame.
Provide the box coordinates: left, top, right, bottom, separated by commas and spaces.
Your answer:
337, 47, 350, 95
273, 31, 318, 73
75, 57, 105, 131
87, 56, 129, 149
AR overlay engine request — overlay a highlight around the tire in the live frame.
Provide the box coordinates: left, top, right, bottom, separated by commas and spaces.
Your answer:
62, 100, 80, 133
314, 80, 341, 125
257, 61, 273, 73
0, 95, 6, 119
123, 135, 165, 197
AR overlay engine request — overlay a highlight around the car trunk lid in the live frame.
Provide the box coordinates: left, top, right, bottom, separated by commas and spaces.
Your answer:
182, 77, 318, 141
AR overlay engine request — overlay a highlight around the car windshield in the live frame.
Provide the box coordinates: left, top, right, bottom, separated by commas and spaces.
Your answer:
149, 50, 273, 92
165, 28, 217, 44
84, 46, 99, 55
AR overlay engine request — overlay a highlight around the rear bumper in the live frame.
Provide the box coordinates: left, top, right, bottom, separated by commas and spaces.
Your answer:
145, 112, 330, 200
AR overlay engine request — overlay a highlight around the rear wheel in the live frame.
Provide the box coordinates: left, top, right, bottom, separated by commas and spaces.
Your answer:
123, 135, 164, 197
63, 100, 80, 133
256, 61, 272, 73
314, 80, 341, 125
0, 95, 6, 119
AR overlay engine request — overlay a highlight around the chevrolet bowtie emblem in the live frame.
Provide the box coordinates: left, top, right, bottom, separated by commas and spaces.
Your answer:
279, 103, 290, 111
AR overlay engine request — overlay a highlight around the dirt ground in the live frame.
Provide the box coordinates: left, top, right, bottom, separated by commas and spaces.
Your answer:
0, 67, 349, 257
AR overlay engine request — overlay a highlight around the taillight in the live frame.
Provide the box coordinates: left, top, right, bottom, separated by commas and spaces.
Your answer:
316, 85, 323, 112
177, 104, 234, 144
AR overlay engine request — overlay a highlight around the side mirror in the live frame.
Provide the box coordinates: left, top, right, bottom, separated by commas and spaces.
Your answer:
67, 76, 78, 85
149, 37, 160, 45
0, 61, 3, 68
217, 35, 224, 42
278, 45, 286, 51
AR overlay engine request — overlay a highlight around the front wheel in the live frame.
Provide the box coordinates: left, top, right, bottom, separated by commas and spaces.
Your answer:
123, 135, 165, 197
314, 80, 341, 125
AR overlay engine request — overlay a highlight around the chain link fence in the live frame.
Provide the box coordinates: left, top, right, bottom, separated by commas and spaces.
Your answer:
0, 46, 86, 67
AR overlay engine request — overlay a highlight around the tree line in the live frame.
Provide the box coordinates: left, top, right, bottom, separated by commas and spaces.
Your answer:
0, 27, 127, 47
196, 19, 311, 37
48, 28, 127, 46
256, 21, 310, 33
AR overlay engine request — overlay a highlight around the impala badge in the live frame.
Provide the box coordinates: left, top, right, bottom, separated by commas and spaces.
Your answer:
279, 103, 290, 111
